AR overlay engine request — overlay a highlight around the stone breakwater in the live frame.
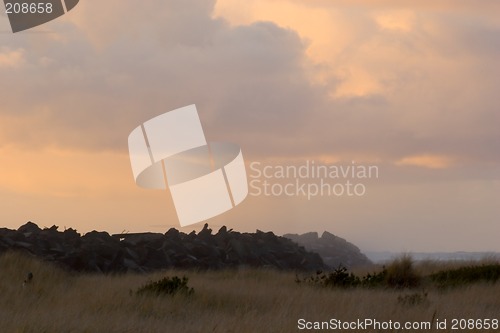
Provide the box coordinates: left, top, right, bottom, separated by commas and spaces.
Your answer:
0, 222, 325, 273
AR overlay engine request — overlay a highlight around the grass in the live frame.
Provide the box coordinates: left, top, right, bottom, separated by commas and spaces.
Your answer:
430, 264, 500, 288
0, 251, 499, 332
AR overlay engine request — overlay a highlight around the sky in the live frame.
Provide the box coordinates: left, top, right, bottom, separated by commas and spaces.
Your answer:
0, 0, 499, 252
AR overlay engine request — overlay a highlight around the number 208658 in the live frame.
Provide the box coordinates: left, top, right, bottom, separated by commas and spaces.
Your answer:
5, 2, 54, 14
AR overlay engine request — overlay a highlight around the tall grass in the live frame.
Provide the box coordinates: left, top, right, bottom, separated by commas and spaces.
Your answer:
385, 254, 420, 288
0, 251, 499, 332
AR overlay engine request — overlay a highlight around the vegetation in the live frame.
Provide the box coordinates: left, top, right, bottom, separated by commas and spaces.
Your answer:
136, 276, 194, 296
296, 266, 387, 289
298, 254, 500, 291
397, 291, 429, 307
385, 254, 420, 288
0, 251, 499, 332
430, 264, 500, 288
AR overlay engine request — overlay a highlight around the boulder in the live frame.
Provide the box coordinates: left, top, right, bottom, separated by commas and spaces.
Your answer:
284, 231, 372, 269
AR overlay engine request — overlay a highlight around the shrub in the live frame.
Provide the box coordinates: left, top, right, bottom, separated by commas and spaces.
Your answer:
137, 276, 194, 296
296, 267, 360, 289
385, 255, 420, 289
323, 266, 361, 288
360, 267, 387, 288
297, 265, 393, 289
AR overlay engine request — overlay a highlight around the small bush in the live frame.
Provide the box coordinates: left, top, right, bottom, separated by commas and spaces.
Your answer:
137, 276, 194, 296
296, 267, 360, 289
323, 266, 361, 288
385, 255, 420, 289
296, 266, 388, 289
361, 268, 387, 288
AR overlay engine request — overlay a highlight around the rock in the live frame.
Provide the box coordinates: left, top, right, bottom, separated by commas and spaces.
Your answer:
18, 221, 41, 235
63, 228, 80, 239
283, 231, 372, 269
121, 233, 164, 246
198, 223, 212, 238
82, 230, 113, 242
165, 228, 180, 239
217, 226, 227, 235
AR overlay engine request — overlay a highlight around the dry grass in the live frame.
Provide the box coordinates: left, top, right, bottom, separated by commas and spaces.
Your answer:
0, 251, 499, 332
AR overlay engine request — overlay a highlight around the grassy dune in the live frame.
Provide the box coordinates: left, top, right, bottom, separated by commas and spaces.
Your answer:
1, 252, 499, 332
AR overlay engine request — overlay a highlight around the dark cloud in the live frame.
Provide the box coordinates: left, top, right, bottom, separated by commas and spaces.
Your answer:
0, 0, 325, 153
0, 0, 499, 170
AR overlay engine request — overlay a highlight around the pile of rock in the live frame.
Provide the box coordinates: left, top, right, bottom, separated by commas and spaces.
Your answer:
283, 231, 372, 268
0, 222, 325, 273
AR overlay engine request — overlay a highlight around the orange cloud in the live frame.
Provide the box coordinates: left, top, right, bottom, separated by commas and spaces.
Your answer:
395, 154, 455, 169
374, 10, 416, 32
0, 48, 25, 68
213, 0, 411, 98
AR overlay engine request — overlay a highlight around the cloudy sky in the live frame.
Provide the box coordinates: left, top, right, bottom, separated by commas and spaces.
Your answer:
0, 0, 499, 252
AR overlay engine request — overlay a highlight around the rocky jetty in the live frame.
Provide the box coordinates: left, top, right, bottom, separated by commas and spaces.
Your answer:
283, 231, 372, 268
0, 222, 325, 273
